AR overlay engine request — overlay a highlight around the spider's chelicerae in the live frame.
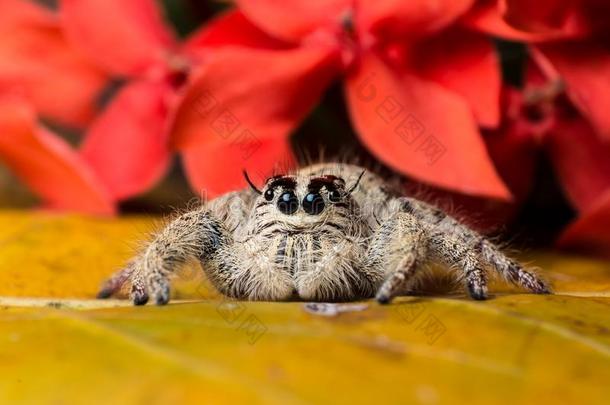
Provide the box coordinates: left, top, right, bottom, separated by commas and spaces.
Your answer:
99, 163, 550, 305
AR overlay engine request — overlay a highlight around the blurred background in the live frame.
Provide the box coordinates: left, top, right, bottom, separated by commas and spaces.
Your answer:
0, 0, 608, 257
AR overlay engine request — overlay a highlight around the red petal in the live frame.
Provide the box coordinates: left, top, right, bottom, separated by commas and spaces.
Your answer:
546, 115, 610, 213
557, 189, 610, 258
463, 1, 569, 42
0, 0, 55, 27
413, 27, 501, 127
536, 42, 610, 141
80, 80, 172, 200
60, 0, 176, 76
170, 45, 341, 150
182, 137, 295, 199
502, 0, 587, 37
235, 0, 351, 43
0, 96, 114, 214
0, 3, 107, 128
358, 0, 473, 39
344, 52, 510, 199
184, 9, 289, 55
410, 122, 538, 233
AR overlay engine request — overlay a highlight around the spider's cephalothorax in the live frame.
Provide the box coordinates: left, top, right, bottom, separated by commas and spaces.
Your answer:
98, 163, 551, 305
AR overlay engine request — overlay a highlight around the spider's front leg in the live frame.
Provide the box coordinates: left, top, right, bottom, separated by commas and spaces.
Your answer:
98, 208, 229, 305
365, 212, 428, 304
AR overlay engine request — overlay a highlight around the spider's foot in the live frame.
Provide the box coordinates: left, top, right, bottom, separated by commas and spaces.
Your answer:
146, 275, 171, 306
96, 286, 114, 299
467, 282, 488, 301
152, 284, 170, 306
131, 285, 149, 306
96, 266, 134, 300
376, 271, 408, 305
519, 270, 552, 295
531, 279, 552, 295
375, 292, 392, 305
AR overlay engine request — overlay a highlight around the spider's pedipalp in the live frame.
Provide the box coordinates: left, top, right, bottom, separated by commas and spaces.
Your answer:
294, 237, 374, 301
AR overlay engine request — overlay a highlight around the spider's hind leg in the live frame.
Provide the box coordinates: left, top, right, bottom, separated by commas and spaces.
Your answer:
480, 240, 551, 295
428, 221, 550, 299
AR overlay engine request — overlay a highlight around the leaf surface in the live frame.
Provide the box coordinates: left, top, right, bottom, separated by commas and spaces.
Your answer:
0, 213, 609, 404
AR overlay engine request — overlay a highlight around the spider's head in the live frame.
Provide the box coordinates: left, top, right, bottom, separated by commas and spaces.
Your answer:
245, 171, 364, 232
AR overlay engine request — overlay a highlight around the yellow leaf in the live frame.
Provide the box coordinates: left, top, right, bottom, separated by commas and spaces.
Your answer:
0, 212, 609, 404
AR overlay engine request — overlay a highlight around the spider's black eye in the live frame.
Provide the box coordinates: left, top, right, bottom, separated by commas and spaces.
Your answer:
302, 193, 325, 215
264, 188, 274, 201
277, 191, 298, 215
328, 189, 342, 203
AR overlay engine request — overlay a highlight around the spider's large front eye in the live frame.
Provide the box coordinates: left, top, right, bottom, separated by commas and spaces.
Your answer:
277, 191, 298, 215
264, 188, 274, 201
303, 193, 325, 215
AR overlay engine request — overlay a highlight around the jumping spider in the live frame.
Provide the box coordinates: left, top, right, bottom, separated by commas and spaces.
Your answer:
98, 163, 550, 305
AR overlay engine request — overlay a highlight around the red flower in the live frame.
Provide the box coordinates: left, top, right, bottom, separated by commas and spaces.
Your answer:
60, 0, 295, 200
1, 0, 295, 212
467, 0, 610, 140
468, 0, 610, 256
0, 0, 113, 214
170, 0, 511, 199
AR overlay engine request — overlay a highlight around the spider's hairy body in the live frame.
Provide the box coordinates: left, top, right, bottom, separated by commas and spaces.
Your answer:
99, 163, 551, 305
